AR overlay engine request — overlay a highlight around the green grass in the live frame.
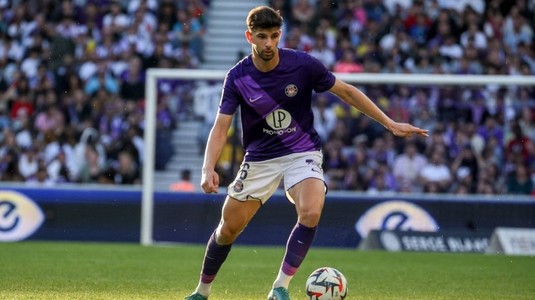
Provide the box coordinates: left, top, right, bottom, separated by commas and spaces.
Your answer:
0, 241, 533, 299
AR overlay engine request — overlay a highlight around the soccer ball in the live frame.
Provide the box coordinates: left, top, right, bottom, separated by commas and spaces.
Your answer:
305, 267, 348, 300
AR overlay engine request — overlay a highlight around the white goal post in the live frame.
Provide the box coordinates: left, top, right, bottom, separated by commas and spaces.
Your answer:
141, 69, 535, 246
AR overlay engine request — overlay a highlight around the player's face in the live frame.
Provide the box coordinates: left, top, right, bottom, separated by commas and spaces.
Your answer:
248, 27, 281, 61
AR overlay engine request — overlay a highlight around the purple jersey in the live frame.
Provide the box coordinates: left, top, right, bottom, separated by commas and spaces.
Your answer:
219, 48, 336, 161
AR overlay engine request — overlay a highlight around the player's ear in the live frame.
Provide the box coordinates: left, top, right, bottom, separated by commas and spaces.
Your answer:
245, 30, 253, 44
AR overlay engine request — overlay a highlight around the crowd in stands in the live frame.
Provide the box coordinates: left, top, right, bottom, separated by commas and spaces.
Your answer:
0, 0, 209, 185
266, 0, 535, 195
0, 0, 534, 196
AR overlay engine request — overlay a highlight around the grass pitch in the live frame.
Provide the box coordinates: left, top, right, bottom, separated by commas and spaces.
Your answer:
0, 241, 533, 299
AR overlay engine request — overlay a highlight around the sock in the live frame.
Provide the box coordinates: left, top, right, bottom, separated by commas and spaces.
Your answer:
194, 282, 212, 297
195, 231, 232, 296
273, 223, 317, 289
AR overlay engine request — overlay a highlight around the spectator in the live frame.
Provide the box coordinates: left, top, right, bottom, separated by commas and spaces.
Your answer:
502, 10, 533, 54
506, 164, 533, 195
77, 144, 106, 184
312, 93, 337, 143
84, 64, 120, 95
18, 145, 39, 180
439, 35, 463, 61
323, 141, 349, 190
450, 144, 483, 193
73, 127, 107, 175
157, 2, 177, 29
174, 41, 200, 69
392, 141, 427, 192
14, 115, 33, 149
407, 12, 431, 46
477, 115, 504, 147
386, 94, 410, 124
119, 56, 144, 102
309, 35, 336, 70
20, 48, 41, 79
460, 24, 487, 50
10, 93, 33, 122
518, 105, 535, 141
419, 148, 453, 193
506, 121, 532, 162
25, 166, 54, 187
112, 151, 141, 185
291, 0, 316, 27
102, 1, 130, 35
170, 169, 196, 192
47, 151, 73, 183
34, 105, 65, 135
333, 49, 363, 73
172, 9, 204, 61
64, 88, 93, 128
130, 1, 158, 42
367, 162, 396, 194
127, 0, 159, 15
0, 131, 22, 182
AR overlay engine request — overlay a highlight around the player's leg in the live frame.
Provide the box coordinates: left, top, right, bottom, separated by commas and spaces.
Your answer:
196, 196, 261, 291
188, 196, 261, 299
187, 158, 282, 299
272, 178, 325, 288
269, 151, 326, 299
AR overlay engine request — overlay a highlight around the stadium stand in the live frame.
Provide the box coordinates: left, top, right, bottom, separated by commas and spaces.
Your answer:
0, 0, 534, 196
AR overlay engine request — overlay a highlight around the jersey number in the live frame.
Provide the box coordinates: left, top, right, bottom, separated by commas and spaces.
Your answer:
239, 163, 250, 180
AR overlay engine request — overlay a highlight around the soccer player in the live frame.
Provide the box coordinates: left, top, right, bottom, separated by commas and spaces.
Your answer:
185, 6, 429, 300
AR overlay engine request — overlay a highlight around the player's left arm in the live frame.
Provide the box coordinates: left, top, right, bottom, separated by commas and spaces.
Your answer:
328, 78, 429, 138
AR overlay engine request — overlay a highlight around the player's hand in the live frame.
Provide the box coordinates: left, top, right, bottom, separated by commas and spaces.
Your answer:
390, 122, 429, 138
200, 169, 219, 193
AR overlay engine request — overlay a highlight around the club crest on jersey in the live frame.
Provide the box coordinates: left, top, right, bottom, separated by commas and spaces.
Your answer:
233, 180, 244, 193
285, 84, 298, 97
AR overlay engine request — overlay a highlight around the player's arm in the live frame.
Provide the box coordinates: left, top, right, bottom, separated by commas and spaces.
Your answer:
201, 113, 234, 193
328, 78, 429, 138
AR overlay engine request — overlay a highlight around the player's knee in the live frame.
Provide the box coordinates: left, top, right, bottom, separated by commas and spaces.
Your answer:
298, 209, 322, 227
217, 224, 243, 244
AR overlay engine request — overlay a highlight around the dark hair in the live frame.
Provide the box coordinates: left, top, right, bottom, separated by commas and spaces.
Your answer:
181, 169, 191, 180
246, 6, 283, 32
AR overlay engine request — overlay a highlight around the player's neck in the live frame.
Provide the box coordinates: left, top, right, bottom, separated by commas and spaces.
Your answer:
251, 54, 279, 73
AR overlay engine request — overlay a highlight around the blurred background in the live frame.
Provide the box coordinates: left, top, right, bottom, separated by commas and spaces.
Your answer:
0, 0, 534, 248
1, 0, 534, 195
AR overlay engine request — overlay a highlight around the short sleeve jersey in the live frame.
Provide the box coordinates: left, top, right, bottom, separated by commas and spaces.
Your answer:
219, 48, 336, 162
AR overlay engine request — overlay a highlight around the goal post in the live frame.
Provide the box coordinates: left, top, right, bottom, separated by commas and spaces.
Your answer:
141, 69, 535, 246
141, 68, 226, 245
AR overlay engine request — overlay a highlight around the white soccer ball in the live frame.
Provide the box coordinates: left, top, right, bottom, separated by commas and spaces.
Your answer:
305, 267, 348, 300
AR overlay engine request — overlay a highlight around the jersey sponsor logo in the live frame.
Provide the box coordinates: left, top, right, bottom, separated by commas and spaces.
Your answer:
262, 127, 297, 135
0, 190, 45, 242
284, 84, 298, 97
264, 109, 296, 135
248, 95, 262, 103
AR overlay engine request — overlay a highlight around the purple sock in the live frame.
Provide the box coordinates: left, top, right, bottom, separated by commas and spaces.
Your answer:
281, 223, 317, 276
200, 231, 232, 284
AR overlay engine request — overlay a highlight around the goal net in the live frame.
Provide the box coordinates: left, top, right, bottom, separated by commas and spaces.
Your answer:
141, 69, 535, 245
